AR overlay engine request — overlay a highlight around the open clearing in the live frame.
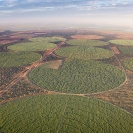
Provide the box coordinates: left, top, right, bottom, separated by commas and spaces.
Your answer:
123, 58, 133, 72
8, 37, 65, 51
43, 60, 63, 69
1, 95, 133, 133
0, 52, 41, 68
29, 59, 125, 94
71, 35, 104, 39
110, 39, 133, 46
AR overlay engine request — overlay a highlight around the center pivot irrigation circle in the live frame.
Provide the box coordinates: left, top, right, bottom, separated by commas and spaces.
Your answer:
29, 59, 125, 94
1, 95, 133, 133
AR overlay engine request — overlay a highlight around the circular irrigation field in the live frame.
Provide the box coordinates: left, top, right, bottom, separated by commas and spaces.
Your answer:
28, 59, 125, 94
55, 46, 113, 60
1, 95, 133, 133
55, 39, 113, 60
110, 39, 133, 46
0, 52, 41, 68
123, 58, 133, 71
8, 37, 65, 51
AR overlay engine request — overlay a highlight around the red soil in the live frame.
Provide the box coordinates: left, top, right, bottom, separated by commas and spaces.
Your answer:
71, 35, 104, 39
111, 46, 120, 54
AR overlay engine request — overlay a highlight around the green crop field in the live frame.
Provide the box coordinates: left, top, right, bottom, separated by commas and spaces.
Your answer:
110, 39, 133, 46
67, 39, 108, 46
118, 46, 133, 55
0, 52, 41, 68
123, 58, 133, 71
55, 46, 113, 59
8, 37, 65, 51
28, 59, 125, 94
1, 95, 133, 133
55, 39, 113, 60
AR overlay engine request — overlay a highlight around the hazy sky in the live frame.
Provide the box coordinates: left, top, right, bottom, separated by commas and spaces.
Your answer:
0, 0, 133, 27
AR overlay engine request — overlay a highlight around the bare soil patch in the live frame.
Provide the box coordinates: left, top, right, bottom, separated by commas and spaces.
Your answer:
71, 35, 104, 39
111, 46, 120, 54
0, 38, 20, 45
116, 35, 133, 39
0, 38, 19, 41
0, 40, 18, 45
45, 60, 63, 69
10, 34, 33, 39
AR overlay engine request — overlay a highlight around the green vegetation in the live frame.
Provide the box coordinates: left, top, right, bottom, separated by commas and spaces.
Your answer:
0, 52, 41, 68
29, 59, 125, 94
123, 58, 133, 71
8, 37, 65, 51
67, 39, 108, 46
55, 39, 113, 60
1, 95, 133, 133
55, 46, 113, 59
118, 46, 133, 55
110, 39, 133, 46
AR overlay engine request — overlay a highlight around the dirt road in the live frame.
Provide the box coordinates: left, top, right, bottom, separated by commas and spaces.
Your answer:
108, 42, 133, 85
0, 40, 66, 97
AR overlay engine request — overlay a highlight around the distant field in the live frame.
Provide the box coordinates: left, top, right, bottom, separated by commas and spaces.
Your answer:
56, 39, 112, 60
29, 59, 125, 94
71, 35, 104, 39
110, 39, 133, 46
1, 95, 133, 133
8, 37, 65, 51
67, 39, 108, 46
55, 46, 113, 60
118, 46, 133, 55
123, 58, 133, 71
0, 52, 41, 68
116, 35, 133, 39
29, 37, 65, 43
